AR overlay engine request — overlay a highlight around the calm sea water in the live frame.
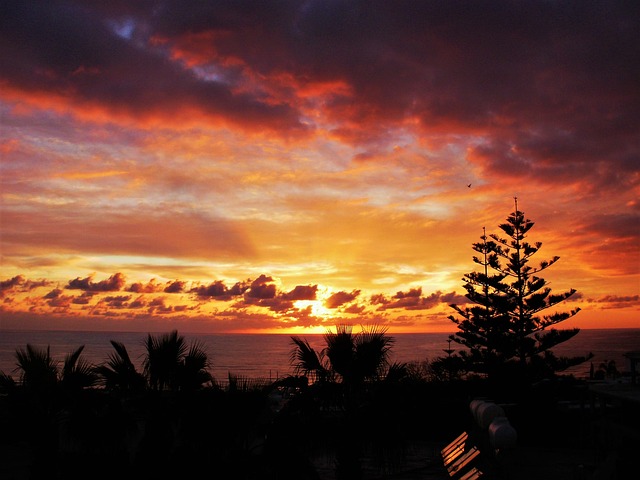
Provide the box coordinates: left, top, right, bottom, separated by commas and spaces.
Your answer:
0, 329, 638, 381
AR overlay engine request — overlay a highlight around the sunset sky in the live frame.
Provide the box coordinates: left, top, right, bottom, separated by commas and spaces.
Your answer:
1, 1, 638, 334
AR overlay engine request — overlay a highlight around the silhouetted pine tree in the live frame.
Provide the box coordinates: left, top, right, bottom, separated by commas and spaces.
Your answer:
448, 198, 591, 381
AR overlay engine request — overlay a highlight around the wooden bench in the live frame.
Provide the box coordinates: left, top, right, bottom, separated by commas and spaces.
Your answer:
459, 466, 483, 480
442, 432, 484, 478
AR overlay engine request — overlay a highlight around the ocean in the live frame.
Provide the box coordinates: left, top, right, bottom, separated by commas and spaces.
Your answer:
0, 329, 638, 381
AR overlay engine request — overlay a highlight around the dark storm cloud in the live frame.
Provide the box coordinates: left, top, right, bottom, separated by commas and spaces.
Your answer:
164, 280, 186, 293
42, 288, 75, 308
192, 280, 228, 298
3, 2, 636, 151
66, 273, 126, 291
44, 288, 63, 300
1, 275, 26, 291
393, 288, 422, 299
128, 279, 164, 294
282, 285, 318, 301
72, 292, 94, 305
0, 1, 304, 132
439, 291, 468, 305
0, 275, 50, 293
237, 280, 319, 312
135, 1, 639, 161
372, 288, 465, 311
129, 296, 147, 309
247, 297, 295, 314
191, 279, 250, 299
325, 289, 361, 308
594, 295, 640, 307
147, 297, 174, 314
102, 295, 132, 308
246, 275, 277, 300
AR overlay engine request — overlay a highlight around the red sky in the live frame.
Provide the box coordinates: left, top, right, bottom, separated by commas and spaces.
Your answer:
1, 1, 638, 334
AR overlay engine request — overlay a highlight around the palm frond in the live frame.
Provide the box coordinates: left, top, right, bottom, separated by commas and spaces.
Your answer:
14, 344, 58, 389
179, 340, 213, 390
290, 336, 325, 376
95, 340, 146, 391
62, 345, 85, 376
0, 372, 16, 392
61, 345, 98, 389
324, 325, 356, 381
110, 340, 134, 366
143, 330, 187, 390
355, 326, 394, 380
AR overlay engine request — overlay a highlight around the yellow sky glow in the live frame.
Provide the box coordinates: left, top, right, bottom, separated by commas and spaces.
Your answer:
1, 2, 638, 334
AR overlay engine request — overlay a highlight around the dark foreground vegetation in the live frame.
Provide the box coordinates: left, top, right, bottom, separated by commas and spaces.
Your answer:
1, 202, 637, 479
1, 328, 638, 480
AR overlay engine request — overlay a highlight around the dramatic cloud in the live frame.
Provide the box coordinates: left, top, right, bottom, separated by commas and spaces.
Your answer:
191, 280, 250, 300
1, 1, 637, 332
129, 279, 164, 294
0, 275, 50, 294
72, 292, 94, 305
590, 295, 640, 309
164, 280, 187, 293
371, 288, 468, 311
44, 288, 63, 300
102, 295, 132, 309
283, 285, 318, 301
246, 275, 278, 300
325, 290, 361, 309
0, 275, 26, 291
67, 273, 127, 292
0, 1, 305, 134
192, 281, 229, 298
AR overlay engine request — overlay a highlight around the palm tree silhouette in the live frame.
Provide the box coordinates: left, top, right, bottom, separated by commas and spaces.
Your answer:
95, 340, 146, 392
287, 325, 402, 479
290, 336, 327, 383
60, 345, 99, 390
142, 330, 212, 392
12, 344, 98, 392
290, 325, 394, 386
6, 344, 99, 478
325, 325, 394, 385
14, 344, 58, 391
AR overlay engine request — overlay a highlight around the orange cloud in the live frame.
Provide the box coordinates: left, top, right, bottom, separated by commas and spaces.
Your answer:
67, 273, 126, 292
1, 1, 637, 334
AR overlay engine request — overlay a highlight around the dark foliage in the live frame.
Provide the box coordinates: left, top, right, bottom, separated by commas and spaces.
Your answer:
448, 199, 592, 384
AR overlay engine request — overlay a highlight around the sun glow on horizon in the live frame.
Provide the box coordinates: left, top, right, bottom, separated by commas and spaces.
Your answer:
1, 2, 637, 334
236, 325, 330, 335
293, 299, 334, 318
